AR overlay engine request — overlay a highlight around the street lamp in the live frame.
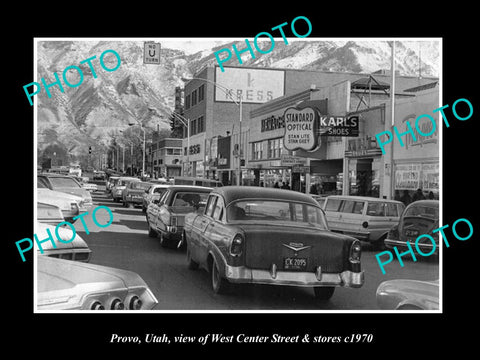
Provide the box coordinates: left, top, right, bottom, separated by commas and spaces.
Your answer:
181, 76, 243, 185
128, 123, 146, 176
169, 112, 190, 176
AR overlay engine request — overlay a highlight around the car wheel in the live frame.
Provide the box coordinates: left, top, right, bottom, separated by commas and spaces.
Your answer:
159, 233, 173, 248
186, 247, 199, 270
147, 222, 157, 238
211, 257, 229, 294
313, 287, 335, 301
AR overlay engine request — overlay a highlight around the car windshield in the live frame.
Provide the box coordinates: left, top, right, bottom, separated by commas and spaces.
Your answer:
48, 177, 81, 188
226, 200, 328, 229
404, 204, 439, 219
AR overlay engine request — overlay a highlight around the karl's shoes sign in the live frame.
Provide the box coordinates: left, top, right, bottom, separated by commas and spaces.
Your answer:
283, 106, 359, 152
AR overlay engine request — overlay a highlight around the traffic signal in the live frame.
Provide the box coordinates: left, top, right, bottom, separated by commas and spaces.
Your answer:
89, 146, 92, 154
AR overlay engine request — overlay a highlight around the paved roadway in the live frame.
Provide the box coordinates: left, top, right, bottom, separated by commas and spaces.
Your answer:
74, 185, 439, 311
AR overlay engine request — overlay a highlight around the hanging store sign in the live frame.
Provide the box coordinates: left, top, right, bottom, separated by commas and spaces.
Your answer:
283, 107, 318, 152
319, 115, 359, 136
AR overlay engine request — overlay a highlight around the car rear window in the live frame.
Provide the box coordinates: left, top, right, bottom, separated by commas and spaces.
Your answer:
171, 192, 209, 207
404, 204, 439, 219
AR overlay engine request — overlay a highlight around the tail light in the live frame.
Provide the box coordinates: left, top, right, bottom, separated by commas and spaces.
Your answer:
349, 240, 361, 272
171, 216, 178, 227
230, 234, 244, 257
90, 301, 104, 310
109, 298, 125, 310
387, 225, 399, 240
126, 294, 143, 310
70, 202, 79, 212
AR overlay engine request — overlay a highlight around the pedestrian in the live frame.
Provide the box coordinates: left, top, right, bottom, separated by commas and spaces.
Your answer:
274, 182, 279, 188
310, 184, 318, 194
281, 182, 289, 190
428, 191, 435, 200
400, 190, 412, 206
412, 188, 426, 202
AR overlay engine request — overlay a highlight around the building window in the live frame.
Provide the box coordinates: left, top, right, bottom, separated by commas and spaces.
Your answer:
199, 84, 205, 102
268, 138, 282, 159
185, 94, 191, 109
191, 119, 197, 135
166, 148, 182, 155
252, 141, 263, 160
197, 116, 204, 133
192, 89, 197, 106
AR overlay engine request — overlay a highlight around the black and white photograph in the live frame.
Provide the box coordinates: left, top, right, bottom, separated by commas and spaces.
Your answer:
7, 8, 478, 355
32, 37, 441, 312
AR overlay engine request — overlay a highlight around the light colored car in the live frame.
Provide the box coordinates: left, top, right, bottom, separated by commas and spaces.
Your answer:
111, 177, 141, 202
37, 188, 85, 222
323, 195, 405, 248
38, 173, 93, 209
106, 176, 120, 194
183, 186, 364, 300
146, 185, 212, 248
37, 256, 158, 310
36, 222, 92, 262
142, 184, 171, 213
376, 279, 439, 310
37, 202, 65, 225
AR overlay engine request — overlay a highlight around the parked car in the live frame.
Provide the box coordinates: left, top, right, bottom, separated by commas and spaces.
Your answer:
323, 195, 405, 248
37, 202, 65, 225
38, 173, 93, 209
142, 184, 171, 213
36, 222, 92, 262
172, 176, 223, 187
37, 256, 158, 310
385, 200, 439, 255
182, 186, 364, 300
37, 187, 84, 222
146, 185, 212, 248
123, 181, 153, 208
376, 279, 439, 310
111, 177, 141, 202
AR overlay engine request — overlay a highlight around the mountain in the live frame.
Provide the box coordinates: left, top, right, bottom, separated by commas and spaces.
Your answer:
35, 39, 439, 162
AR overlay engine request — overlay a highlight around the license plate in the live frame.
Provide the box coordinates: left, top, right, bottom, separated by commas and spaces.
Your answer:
284, 257, 307, 271
405, 229, 419, 237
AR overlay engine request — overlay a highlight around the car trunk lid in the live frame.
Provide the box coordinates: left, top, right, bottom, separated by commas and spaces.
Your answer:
240, 223, 350, 273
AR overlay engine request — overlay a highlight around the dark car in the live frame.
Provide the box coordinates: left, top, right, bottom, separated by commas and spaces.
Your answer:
146, 185, 212, 248
385, 200, 439, 256
123, 181, 153, 208
182, 186, 364, 301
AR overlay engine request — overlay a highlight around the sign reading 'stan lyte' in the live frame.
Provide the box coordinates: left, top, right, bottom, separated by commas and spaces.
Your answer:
283, 107, 318, 151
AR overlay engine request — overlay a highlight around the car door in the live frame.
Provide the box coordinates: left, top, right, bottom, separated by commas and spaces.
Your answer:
190, 195, 217, 264
323, 197, 344, 231
148, 190, 168, 230
337, 199, 366, 234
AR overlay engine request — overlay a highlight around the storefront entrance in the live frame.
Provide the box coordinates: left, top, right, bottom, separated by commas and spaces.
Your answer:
348, 158, 380, 197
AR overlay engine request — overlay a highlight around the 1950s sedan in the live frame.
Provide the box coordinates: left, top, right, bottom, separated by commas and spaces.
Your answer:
183, 186, 364, 301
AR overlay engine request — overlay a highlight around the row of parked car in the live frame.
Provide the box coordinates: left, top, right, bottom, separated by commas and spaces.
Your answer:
116, 177, 439, 310
35, 172, 158, 311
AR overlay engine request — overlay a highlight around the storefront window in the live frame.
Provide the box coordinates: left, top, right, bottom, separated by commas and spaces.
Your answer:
394, 162, 439, 204
310, 174, 340, 195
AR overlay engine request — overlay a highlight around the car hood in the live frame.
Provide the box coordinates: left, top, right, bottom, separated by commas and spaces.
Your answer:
37, 189, 83, 208
35, 222, 89, 251
52, 187, 91, 201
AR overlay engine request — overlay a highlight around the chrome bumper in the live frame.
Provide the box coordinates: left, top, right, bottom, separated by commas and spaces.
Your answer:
384, 238, 438, 254
225, 265, 364, 288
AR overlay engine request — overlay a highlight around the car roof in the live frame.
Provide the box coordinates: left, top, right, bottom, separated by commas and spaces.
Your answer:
168, 185, 213, 191
325, 195, 403, 204
406, 200, 439, 207
213, 186, 318, 206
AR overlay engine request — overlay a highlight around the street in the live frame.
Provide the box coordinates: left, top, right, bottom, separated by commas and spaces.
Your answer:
76, 185, 439, 311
